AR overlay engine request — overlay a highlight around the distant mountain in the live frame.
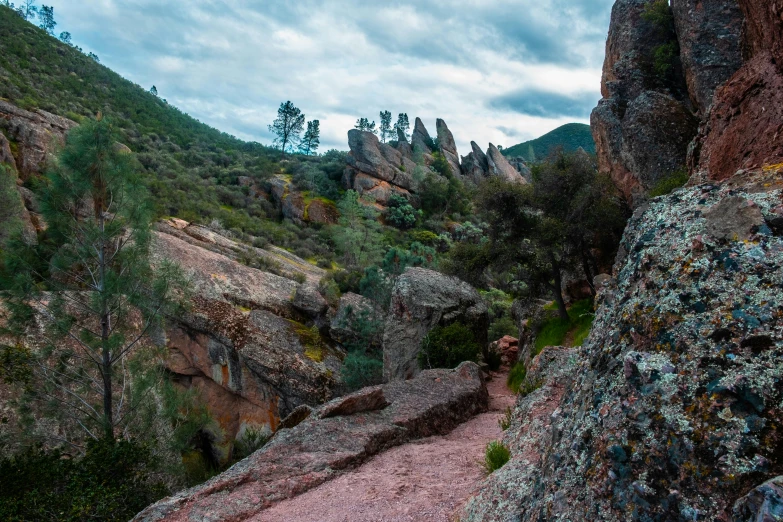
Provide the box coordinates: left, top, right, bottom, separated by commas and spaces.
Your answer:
502, 123, 595, 162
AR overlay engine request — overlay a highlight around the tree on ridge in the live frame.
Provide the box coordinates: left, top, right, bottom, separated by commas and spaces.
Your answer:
268, 100, 305, 156
299, 119, 320, 155
379, 111, 393, 143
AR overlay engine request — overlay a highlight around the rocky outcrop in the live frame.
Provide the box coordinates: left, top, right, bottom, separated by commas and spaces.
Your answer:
487, 143, 527, 184
505, 156, 532, 182
383, 267, 488, 381
411, 116, 434, 154
693, 0, 783, 180
0, 99, 77, 179
436, 118, 461, 177
134, 362, 488, 521
592, 0, 741, 205
342, 129, 415, 205
267, 176, 339, 225
459, 169, 783, 521
460, 141, 490, 183
671, 0, 744, 115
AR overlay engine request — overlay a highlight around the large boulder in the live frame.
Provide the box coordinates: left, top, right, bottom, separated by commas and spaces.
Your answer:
0, 99, 77, 180
133, 362, 488, 521
487, 143, 527, 184
436, 118, 461, 177
694, 0, 783, 180
671, 0, 744, 115
459, 171, 783, 521
344, 129, 415, 192
382, 267, 488, 381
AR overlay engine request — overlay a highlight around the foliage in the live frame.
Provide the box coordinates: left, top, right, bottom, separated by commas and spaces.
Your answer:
341, 351, 384, 391
37, 3, 53, 34
354, 117, 377, 134
649, 168, 689, 197
0, 118, 188, 442
299, 119, 320, 155
418, 168, 472, 220
488, 316, 517, 342
268, 100, 306, 155
379, 110, 393, 143
385, 194, 419, 229
233, 425, 272, 461
507, 362, 527, 394
380, 241, 436, 277
642, 0, 679, 85
430, 151, 452, 178
418, 322, 481, 370
0, 165, 24, 242
498, 407, 512, 431
0, 438, 168, 522
502, 123, 595, 161
393, 113, 410, 141
440, 241, 492, 288
332, 190, 385, 268
534, 299, 595, 353
483, 440, 511, 474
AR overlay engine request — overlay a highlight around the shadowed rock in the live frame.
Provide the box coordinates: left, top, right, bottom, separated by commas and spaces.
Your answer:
487, 144, 526, 184
436, 118, 461, 177
411, 117, 433, 154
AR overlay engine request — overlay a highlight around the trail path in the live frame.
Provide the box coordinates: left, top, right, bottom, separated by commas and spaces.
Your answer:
254, 371, 515, 522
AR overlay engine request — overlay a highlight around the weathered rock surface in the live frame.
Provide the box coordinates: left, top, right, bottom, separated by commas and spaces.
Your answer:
329, 292, 377, 346
383, 267, 488, 381
436, 118, 461, 177
695, 0, 783, 180
411, 116, 434, 154
505, 156, 532, 182
134, 362, 488, 522
343, 129, 416, 206
592, 0, 741, 204
671, 0, 744, 115
460, 141, 490, 183
487, 144, 526, 184
0, 99, 77, 179
267, 176, 338, 225
460, 170, 783, 521
732, 476, 783, 522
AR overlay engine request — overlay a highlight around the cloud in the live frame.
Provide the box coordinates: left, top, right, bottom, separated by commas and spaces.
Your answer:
489, 89, 601, 119
45, 0, 613, 153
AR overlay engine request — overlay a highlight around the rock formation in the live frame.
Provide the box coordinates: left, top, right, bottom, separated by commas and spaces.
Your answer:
436, 118, 461, 177
0, 99, 77, 179
487, 143, 527, 183
693, 0, 783, 180
342, 129, 415, 206
591, 0, 742, 205
133, 362, 488, 521
461, 141, 529, 184
411, 116, 434, 155
382, 267, 488, 381
266, 176, 339, 225
460, 141, 490, 183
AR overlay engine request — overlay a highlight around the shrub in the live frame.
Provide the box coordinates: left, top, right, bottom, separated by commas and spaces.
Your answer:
341, 351, 383, 390
0, 439, 168, 522
483, 440, 511, 473
408, 229, 439, 246
233, 425, 272, 461
534, 299, 594, 354
507, 362, 527, 394
649, 168, 689, 197
498, 407, 513, 431
488, 316, 517, 342
386, 194, 419, 229
418, 322, 481, 370
485, 349, 503, 372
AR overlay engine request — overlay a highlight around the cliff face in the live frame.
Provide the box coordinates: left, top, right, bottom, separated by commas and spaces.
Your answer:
462, 2, 783, 520
592, 0, 743, 205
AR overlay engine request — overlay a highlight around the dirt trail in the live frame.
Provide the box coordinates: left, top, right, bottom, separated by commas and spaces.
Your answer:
254, 371, 515, 522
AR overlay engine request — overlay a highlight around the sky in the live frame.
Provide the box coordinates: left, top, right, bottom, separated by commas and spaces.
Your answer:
44, 0, 613, 154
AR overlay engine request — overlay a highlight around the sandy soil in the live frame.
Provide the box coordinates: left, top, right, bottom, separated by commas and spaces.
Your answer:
254, 371, 515, 522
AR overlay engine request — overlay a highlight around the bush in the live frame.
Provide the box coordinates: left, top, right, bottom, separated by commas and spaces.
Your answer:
649, 168, 689, 197
507, 362, 527, 394
233, 425, 272, 461
385, 194, 419, 229
0, 439, 168, 522
341, 351, 383, 390
488, 316, 517, 342
498, 407, 513, 430
534, 299, 594, 354
483, 440, 511, 473
418, 322, 481, 370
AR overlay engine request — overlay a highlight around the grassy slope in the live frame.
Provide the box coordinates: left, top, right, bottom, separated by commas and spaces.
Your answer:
502, 123, 595, 162
0, 6, 284, 234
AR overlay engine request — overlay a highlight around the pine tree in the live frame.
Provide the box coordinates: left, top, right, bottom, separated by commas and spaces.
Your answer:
354, 117, 377, 134
0, 117, 187, 442
379, 111, 393, 143
58, 31, 71, 44
268, 101, 305, 156
37, 4, 54, 34
299, 119, 320, 155
150, 85, 158, 96
394, 113, 410, 141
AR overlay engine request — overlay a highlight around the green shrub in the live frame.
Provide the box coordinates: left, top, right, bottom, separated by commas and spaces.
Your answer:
386, 194, 419, 229
498, 407, 513, 431
488, 316, 517, 342
483, 440, 511, 473
0, 439, 168, 522
418, 322, 481, 370
518, 378, 544, 398
233, 425, 272, 461
507, 362, 527, 394
408, 230, 439, 246
534, 299, 594, 353
341, 351, 384, 390
485, 349, 503, 372
649, 168, 689, 197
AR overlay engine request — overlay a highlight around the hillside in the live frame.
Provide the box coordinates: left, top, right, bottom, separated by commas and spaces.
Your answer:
502, 123, 595, 161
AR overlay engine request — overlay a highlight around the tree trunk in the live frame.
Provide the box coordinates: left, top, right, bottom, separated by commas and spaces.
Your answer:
99, 211, 113, 439
550, 256, 569, 321
581, 248, 596, 297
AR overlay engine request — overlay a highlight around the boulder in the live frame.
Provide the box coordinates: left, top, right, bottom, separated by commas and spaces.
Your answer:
0, 99, 77, 179
459, 174, 783, 520
292, 284, 329, 318
487, 143, 526, 183
345, 129, 415, 191
268, 176, 338, 225
671, 0, 744, 115
732, 476, 783, 522
704, 195, 765, 241
133, 362, 488, 522
319, 386, 388, 419
382, 267, 488, 381
505, 156, 532, 182
436, 118, 461, 177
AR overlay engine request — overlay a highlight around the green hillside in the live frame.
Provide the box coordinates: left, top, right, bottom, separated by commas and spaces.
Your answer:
0, 6, 284, 235
502, 123, 595, 162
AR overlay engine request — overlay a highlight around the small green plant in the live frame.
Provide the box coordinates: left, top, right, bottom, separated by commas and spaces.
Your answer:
518, 378, 544, 398
498, 407, 513, 431
488, 316, 517, 341
233, 425, 272, 461
649, 168, 689, 197
418, 322, 481, 370
507, 362, 527, 394
483, 440, 511, 473
534, 299, 594, 353
386, 194, 419, 230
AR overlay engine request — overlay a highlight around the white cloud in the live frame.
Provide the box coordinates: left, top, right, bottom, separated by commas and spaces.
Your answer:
44, 0, 613, 153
